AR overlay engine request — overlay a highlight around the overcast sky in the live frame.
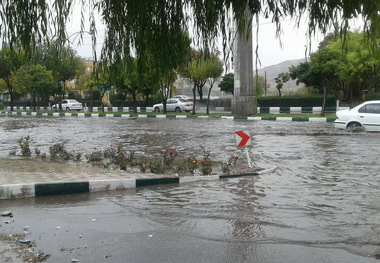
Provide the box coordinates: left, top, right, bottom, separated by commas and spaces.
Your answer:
66, 11, 340, 70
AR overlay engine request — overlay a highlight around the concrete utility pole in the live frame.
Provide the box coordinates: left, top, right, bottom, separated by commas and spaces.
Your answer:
231, 8, 257, 115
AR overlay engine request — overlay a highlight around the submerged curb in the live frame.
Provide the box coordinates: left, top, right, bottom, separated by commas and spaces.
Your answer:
1, 111, 336, 122
0, 171, 273, 200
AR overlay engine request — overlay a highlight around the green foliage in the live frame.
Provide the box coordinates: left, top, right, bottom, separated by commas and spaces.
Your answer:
366, 93, 380, 101
199, 146, 213, 175
253, 75, 269, 99
103, 145, 135, 170
85, 150, 103, 162
258, 95, 336, 107
289, 32, 380, 102
275, 72, 290, 97
180, 49, 220, 101
148, 150, 178, 174
0, 47, 26, 108
14, 63, 56, 101
34, 45, 84, 84
221, 155, 240, 175
18, 136, 31, 157
92, 90, 101, 100
219, 73, 234, 94
0, 78, 6, 93
108, 58, 143, 112
184, 157, 199, 175
49, 144, 73, 161
0, 0, 379, 87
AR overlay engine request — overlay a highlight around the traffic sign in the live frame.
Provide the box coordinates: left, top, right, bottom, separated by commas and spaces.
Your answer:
98, 85, 112, 92
235, 130, 251, 147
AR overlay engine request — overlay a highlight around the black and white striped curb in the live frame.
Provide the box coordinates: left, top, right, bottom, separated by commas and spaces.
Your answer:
5, 106, 348, 114
0, 168, 278, 199
1, 111, 336, 122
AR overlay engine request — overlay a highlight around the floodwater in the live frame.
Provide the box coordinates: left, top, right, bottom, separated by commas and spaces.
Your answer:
1, 115, 380, 262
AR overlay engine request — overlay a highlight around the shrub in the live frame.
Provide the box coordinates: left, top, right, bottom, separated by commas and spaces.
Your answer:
18, 136, 31, 157
257, 95, 336, 107
221, 155, 239, 174
49, 144, 73, 161
85, 150, 103, 162
199, 146, 212, 175
184, 157, 199, 175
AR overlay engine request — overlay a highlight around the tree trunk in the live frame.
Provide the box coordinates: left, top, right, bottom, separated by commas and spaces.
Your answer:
144, 92, 149, 107
321, 86, 327, 116
163, 98, 167, 113
33, 92, 37, 111
9, 88, 14, 111
100, 90, 107, 113
192, 83, 197, 115
132, 93, 138, 113
6, 80, 14, 111
88, 86, 94, 112
206, 82, 214, 115
197, 85, 203, 100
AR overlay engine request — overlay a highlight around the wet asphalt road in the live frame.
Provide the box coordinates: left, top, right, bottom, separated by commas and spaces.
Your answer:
1, 115, 380, 262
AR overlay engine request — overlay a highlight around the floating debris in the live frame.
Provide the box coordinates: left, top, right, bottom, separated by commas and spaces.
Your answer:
18, 239, 31, 244
1, 211, 13, 217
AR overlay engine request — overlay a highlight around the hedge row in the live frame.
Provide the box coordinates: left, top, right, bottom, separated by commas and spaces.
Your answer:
197, 96, 336, 108
257, 96, 336, 107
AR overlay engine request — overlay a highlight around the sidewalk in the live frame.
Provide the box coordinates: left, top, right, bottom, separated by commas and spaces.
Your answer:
0, 158, 275, 200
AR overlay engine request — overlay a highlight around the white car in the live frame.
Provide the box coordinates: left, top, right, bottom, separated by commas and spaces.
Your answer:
153, 99, 193, 113
52, 99, 83, 111
335, 100, 380, 131
172, 95, 191, 100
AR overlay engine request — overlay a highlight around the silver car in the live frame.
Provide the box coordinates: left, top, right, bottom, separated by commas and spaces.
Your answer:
52, 99, 83, 111
153, 99, 193, 113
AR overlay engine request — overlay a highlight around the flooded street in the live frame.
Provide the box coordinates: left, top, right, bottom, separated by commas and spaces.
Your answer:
1, 115, 380, 262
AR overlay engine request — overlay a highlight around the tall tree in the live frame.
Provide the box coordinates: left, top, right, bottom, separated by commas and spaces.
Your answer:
109, 58, 143, 113
1, 1, 377, 82
0, 47, 25, 110
14, 64, 56, 111
179, 49, 212, 114
274, 72, 289, 97
253, 75, 268, 99
205, 55, 224, 115
34, 44, 85, 108
289, 31, 380, 115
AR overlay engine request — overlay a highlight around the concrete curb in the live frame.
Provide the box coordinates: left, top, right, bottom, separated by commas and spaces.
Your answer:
0, 171, 274, 200
1, 111, 336, 123
5, 106, 348, 114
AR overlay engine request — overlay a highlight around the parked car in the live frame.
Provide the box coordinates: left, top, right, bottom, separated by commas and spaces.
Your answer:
172, 95, 191, 100
153, 99, 193, 113
51, 99, 83, 111
335, 100, 380, 131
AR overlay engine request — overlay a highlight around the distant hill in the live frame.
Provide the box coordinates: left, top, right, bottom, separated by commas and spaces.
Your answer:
257, 58, 308, 96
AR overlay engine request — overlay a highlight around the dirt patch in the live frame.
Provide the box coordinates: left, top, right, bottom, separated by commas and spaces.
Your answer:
0, 233, 50, 263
